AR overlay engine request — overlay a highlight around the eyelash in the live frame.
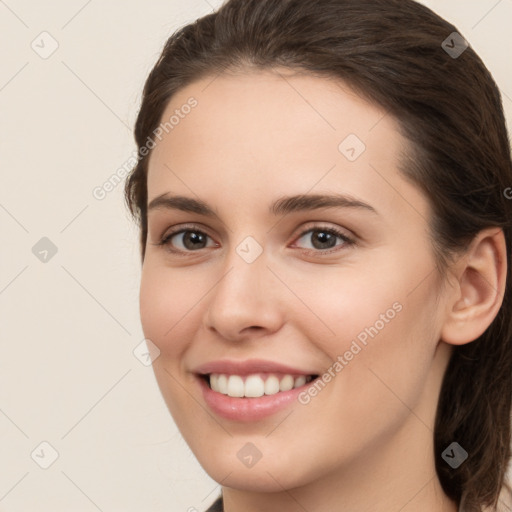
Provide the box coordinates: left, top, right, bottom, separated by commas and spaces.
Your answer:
153, 223, 356, 257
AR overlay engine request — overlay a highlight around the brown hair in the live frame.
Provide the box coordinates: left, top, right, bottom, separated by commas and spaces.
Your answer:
124, 0, 512, 509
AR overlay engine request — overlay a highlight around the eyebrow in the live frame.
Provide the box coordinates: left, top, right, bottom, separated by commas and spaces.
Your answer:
147, 192, 378, 217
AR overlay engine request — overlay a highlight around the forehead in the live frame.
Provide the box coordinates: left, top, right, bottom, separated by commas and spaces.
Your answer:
146, 69, 430, 223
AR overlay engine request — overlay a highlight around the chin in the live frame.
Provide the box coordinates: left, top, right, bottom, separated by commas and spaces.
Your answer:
194, 445, 322, 493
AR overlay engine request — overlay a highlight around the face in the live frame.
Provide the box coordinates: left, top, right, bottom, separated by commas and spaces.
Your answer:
140, 69, 453, 492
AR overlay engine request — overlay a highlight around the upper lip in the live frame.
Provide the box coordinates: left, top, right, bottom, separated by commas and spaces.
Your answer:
193, 359, 318, 376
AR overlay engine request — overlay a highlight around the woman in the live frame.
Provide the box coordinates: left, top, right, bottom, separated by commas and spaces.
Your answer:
124, 0, 512, 510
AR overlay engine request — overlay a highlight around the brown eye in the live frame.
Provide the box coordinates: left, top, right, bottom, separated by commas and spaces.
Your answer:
156, 224, 218, 254
166, 230, 210, 250
294, 226, 354, 253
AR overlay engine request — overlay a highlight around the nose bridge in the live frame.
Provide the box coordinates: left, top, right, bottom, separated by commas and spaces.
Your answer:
213, 236, 270, 310
204, 235, 281, 339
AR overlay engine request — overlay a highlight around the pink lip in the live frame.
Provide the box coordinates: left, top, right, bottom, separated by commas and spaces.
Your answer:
193, 358, 317, 377
196, 375, 314, 422
192, 359, 319, 422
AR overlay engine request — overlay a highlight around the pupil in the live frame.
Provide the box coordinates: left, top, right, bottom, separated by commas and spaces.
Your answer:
314, 231, 335, 249
185, 232, 205, 250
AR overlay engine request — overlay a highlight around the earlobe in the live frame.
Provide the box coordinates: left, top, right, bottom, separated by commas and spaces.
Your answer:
441, 228, 507, 346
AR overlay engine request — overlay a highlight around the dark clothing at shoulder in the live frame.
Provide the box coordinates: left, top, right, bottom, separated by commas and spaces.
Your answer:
205, 496, 223, 512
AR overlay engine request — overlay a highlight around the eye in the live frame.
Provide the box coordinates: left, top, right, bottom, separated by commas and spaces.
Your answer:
292, 225, 355, 254
152, 223, 355, 256
155, 224, 218, 254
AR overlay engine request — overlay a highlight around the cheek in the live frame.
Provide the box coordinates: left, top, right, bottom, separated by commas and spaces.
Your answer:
279, 257, 409, 359
139, 264, 207, 421
298, 252, 441, 415
326, 275, 441, 433
139, 263, 203, 360
291, 288, 440, 481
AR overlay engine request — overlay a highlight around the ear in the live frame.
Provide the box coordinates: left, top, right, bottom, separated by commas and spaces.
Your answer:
441, 228, 507, 346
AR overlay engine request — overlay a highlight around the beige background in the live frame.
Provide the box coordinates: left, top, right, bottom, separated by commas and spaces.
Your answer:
0, 0, 511, 511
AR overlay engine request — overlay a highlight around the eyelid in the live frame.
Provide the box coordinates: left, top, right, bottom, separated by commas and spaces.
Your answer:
155, 221, 356, 255
293, 221, 354, 241
158, 222, 215, 240
290, 223, 356, 254
155, 222, 218, 251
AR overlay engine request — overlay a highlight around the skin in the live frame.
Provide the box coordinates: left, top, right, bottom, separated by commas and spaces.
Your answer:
139, 68, 506, 512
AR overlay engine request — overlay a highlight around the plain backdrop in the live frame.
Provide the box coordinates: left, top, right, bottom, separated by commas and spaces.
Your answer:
0, 1, 511, 511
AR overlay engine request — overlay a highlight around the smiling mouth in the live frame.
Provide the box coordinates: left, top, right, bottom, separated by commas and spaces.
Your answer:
200, 373, 319, 398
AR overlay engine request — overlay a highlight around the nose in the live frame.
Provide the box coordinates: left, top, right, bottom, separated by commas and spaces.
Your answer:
203, 246, 284, 343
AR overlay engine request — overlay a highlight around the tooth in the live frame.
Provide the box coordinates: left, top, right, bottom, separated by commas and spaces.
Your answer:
217, 374, 228, 394
244, 375, 265, 397
213, 373, 310, 397
294, 376, 306, 388
264, 375, 280, 395
227, 375, 244, 397
279, 374, 294, 392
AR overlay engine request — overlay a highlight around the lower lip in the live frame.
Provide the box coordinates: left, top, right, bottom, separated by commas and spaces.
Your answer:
197, 375, 312, 422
